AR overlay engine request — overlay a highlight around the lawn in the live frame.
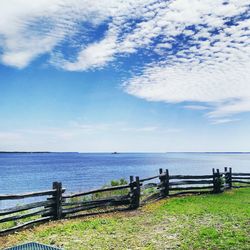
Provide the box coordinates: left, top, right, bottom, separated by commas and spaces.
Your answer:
1, 188, 249, 250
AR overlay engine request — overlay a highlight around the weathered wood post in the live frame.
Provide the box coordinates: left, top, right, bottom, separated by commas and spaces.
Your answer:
129, 176, 140, 209
166, 169, 170, 196
129, 176, 134, 188
129, 175, 133, 208
129, 176, 135, 209
52, 182, 62, 220
212, 168, 216, 193
135, 176, 141, 208
229, 167, 232, 189
159, 168, 164, 197
159, 168, 169, 197
217, 169, 223, 192
213, 169, 222, 193
213, 168, 218, 193
224, 167, 228, 189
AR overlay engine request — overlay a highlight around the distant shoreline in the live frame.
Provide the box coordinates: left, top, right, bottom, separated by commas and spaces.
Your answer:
0, 151, 250, 154
0, 151, 52, 154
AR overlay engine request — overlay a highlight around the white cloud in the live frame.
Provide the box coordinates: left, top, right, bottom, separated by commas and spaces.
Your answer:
0, 0, 66, 68
0, 0, 250, 120
0, 0, 154, 68
184, 105, 209, 111
124, 55, 250, 119
122, 0, 250, 120
210, 118, 240, 125
62, 33, 117, 71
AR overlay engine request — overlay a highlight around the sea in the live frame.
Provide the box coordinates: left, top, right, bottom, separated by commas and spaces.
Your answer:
1, 152, 250, 196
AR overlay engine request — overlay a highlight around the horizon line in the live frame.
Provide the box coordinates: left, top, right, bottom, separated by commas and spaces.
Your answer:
1, 151, 250, 154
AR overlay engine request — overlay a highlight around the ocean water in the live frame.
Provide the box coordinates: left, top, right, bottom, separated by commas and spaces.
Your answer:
0, 152, 250, 195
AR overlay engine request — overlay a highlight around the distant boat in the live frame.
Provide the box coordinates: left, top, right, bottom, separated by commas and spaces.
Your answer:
112, 152, 118, 154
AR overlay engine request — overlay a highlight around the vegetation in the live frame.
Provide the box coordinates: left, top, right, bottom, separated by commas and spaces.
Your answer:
92, 178, 128, 199
0, 209, 41, 231
1, 188, 249, 249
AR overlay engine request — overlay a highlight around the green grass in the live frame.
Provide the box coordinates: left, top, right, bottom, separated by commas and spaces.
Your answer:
1, 188, 249, 250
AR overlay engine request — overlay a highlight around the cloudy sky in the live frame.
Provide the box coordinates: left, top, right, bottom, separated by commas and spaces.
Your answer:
0, 0, 250, 152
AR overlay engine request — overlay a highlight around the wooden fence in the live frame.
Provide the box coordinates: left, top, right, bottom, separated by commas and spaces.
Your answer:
0, 167, 249, 235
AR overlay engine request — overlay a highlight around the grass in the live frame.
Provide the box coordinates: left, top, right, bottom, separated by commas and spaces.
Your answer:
0, 188, 249, 250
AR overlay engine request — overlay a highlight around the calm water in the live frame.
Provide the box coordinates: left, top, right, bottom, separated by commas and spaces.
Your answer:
1, 152, 250, 195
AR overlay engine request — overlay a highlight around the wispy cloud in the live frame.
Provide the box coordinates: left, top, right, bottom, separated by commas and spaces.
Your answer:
0, 0, 250, 120
0, 0, 153, 69
210, 118, 240, 125
184, 105, 209, 111
0, 132, 23, 141
122, 0, 250, 120
0, 122, 181, 151
120, 126, 181, 133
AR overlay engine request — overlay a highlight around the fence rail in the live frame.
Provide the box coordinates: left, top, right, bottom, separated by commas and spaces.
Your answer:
63, 184, 131, 199
0, 190, 56, 200
231, 170, 250, 188
1, 167, 249, 235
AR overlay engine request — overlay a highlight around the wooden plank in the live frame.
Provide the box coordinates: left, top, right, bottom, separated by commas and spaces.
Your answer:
140, 175, 160, 182
166, 169, 170, 196
52, 182, 63, 220
169, 185, 213, 191
232, 177, 250, 180
169, 175, 213, 180
62, 195, 128, 207
169, 180, 213, 186
169, 190, 211, 196
0, 216, 53, 235
0, 190, 55, 200
0, 208, 52, 223
65, 207, 127, 220
159, 169, 165, 198
63, 184, 130, 199
134, 176, 141, 208
231, 180, 250, 184
232, 173, 250, 176
0, 200, 54, 216
229, 167, 232, 189
143, 183, 158, 189
62, 199, 130, 215
232, 185, 250, 188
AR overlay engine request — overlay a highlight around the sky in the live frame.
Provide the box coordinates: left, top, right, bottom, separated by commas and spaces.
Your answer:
0, 0, 250, 152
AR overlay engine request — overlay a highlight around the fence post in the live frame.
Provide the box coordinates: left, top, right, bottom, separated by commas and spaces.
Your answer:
229, 167, 232, 189
52, 182, 62, 220
166, 169, 170, 196
129, 176, 140, 209
159, 168, 165, 197
213, 168, 219, 194
135, 176, 141, 208
217, 169, 223, 192
159, 168, 169, 197
212, 168, 221, 193
129, 175, 134, 206
129, 176, 134, 189
129, 176, 135, 209
212, 168, 215, 193
224, 167, 228, 189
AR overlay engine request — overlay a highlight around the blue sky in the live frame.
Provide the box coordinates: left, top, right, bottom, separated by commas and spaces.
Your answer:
0, 0, 250, 152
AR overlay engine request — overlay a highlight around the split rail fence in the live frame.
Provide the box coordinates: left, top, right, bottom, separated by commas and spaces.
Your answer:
0, 167, 249, 235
